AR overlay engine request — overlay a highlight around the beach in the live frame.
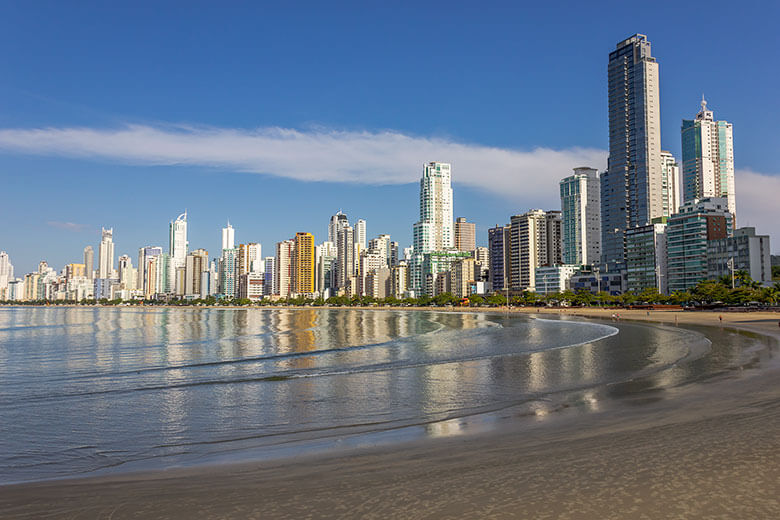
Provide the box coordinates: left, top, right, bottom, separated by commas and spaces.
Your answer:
1, 310, 779, 519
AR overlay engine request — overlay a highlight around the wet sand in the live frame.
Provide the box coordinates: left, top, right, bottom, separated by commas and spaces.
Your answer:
1, 312, 779, 519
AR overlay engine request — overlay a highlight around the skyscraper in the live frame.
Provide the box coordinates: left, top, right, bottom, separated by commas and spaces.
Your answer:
328, 211, 349, 244
275, 239, 295, 297
602, 34, 662, 269
337, 225, 355, 289
509, 210, 562, 291
413, 162, 454, 254
83, 246, 94, 280
681, 98, 735, 220
292, 232, 315, 295
488, 225, 511, 292
660, 151, 681, 217
354, 219, 367, 251
222, 222, 235, 251
168, 212, 188, 295
560, 167, 601, 265
98, 228, 115, 279
0, 251, 13, 298
454, 217, 476, 252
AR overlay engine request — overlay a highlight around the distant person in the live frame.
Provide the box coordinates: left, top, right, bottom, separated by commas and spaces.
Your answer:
719, 315, 723, 324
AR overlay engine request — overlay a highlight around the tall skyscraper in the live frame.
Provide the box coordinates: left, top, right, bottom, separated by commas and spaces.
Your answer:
354, 219, 367, 251
560, 167, 601, 265
83, 246, 94, 280
98, 228, 115, 279
328, 211, 349, 244
168, 212, 188, 295
509, 210, 562, 291
292, 232, 315, 295
185, 249, 209, 297
488, 225, 511, 292
275, 239, 295, 297
660, 151, 681, 217
222, 222, 235, 251
0, 251, 13, 298
117, 255, 136, 290
413, 162, 454, 254
337, 225, 355, 289
681, 98, 735, 220
602, 34, 662, 269
454, 217, 476, 252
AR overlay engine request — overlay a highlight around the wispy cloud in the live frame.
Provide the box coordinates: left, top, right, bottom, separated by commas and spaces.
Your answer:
0, 124, 605, 207
46, 221, 86, 232
2, 124, 778, 250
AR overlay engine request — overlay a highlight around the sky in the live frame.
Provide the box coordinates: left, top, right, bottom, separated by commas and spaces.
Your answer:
1, 1, 779, 274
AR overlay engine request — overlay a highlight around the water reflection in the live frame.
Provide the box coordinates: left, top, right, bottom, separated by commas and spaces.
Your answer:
0, 307, 773, 484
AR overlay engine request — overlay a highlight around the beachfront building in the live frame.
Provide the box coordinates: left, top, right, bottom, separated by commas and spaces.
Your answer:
569, 268, 626, 296
534, 265, 580, 295
454, 217, 476, 252
168, 212, 188, 295
337, 225, 355, 291
681, 98, 735, 221
509, 210, 562, 292
292, 232, 315, 295
98, 227, 115, 279
661, 151, 681, 217
624, 219, 668, 294
667, 197, 732, 293
185, 249, 209, 297
560, 167, 601, 266
449, 258, 479, 299
488, 225, 511, 293
420, 251, 472, 297
707, 227, 772, 286
315, 241, 338, 297
602, 34, 663, 271
83, 246, 94, 279
275, 239, 294, 298
238, 273, 265, 301
410, 162, 454, 295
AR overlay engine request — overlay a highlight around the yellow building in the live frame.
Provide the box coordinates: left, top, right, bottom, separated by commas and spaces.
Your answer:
65, 263, 86, 280
292, 232, 315, 295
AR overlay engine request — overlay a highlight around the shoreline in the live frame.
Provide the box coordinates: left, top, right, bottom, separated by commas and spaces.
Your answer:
1, 311, 779, 518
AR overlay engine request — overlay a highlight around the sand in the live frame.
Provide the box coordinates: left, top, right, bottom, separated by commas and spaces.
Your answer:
1, 310, 779, 519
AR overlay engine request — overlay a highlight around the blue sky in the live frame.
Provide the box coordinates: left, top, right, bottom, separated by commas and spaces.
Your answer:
1, 1, 779, 274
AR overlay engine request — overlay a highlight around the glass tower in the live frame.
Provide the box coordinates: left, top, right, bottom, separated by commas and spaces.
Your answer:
602, 34, 662, 270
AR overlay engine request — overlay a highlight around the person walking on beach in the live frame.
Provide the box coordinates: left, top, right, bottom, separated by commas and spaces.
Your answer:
719, 315, 723, 325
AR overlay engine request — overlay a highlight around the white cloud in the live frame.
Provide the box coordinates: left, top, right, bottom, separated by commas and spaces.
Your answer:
735, 169, 780, 252
1, 124, 777, 251
0, 124, 604, 207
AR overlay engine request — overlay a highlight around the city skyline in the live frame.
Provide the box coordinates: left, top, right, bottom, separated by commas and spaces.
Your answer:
2, 4, 780, 275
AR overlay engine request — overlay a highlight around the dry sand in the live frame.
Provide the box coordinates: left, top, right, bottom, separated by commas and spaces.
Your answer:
1, 310, 779, 519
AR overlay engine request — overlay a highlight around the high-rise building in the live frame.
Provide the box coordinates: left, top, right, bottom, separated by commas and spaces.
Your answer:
454, 217, 476, 252
83, 246, 94, 280
168, 212, 188, 295
0, 251, 13, 298
354, 219, 367, 251
138, 246, 163, 298
221, 222, 235, 251
218, 248, 237, 298
292, 232, 315, 295
488, 225, 511, 292
264, 257, 276, 296
560, 167, 601, 266
681, 98, 735, 220
275, 240, 295, 297
509, 210, 562, 291
185, 249, 209, 297
328, 211, 349, 244
337, 225, 355, 289
708, 227, 771, 286
413, 162, 454, 255
624, 219, 668, 294
660, 151, 681, 218
117, 255, 137, 291
98, 227, 115, 279
667, 197, 732, 293
602, 34, 662, 269
315, 242, 338, 296
237, 243, 262, 276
